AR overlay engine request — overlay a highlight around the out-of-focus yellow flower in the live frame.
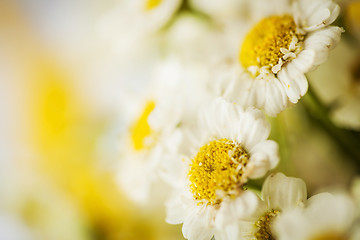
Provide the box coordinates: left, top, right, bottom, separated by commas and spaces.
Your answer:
23, 42, 180, 240
0, 1, 182, 239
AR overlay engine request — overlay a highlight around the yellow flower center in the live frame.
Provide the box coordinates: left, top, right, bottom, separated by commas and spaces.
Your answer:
145, 0, 162, 11
188, 138, 249, 205
239, 15, 304, 72
255, 209, 280, 240
130, 101, 155, 151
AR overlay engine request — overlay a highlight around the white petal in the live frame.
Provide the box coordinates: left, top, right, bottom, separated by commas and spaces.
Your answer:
246, 142, 280, 179
273, 208, 306, 240
214, 191, 259, 228
294, 0, 340, 32
274, 193, 355, 240
214, 67, 289, 116
304, 26, 343, 67
286, 61, 309, 97
217, 221, 255, 240
290, 49, 316, 73
244, 77, 265, 108
262, 173, 307, 210
214, 223, 239, 240
276, 192, 356, 240
247, 156, 270, 179
117, 158, 152, 204
249, 140, 279, 170
182, 206, 215, 240
165, 193, 187, 224
237, 109, 271, 150
277, 63, 308, 103
261, 76, 288, 117
305, 192, 356, 232
200, 97, 237, 138
201, 98, 271, 150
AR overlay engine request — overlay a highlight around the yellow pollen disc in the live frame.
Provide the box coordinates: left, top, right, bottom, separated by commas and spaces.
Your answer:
188, 138, 249, 205
239, 15, 304, 70
145, 0, 162, 11
130, 101, 155, 151
255, 209, 280, 240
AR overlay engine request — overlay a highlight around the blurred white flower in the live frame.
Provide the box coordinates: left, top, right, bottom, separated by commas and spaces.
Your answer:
189, 0, 249, 23
274, 191, 357, 240
216, 173, 307, 240
164, 12, 226, 64
0, 214, 35, 240
307, 39, 360, 130
165, 98, 279, 240
331, 83, 360, 130
117, 57, 211, 204
95, 0, 182, 50
211, 0, 343, 116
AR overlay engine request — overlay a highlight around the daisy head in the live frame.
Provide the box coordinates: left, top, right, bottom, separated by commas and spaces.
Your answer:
117, 81, 182, 204
188, 98, 279, 203
138, 0, 182, 30
166, 98, 279, 240
274, 191, 357, 240
118, 58, 211, 204
216, 172, 307, 240
95, 0, 182, 48
214, 0, 343, 116
118, 94, 182, 204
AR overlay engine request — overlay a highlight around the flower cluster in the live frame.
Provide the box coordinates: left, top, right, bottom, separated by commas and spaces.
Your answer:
116, 0, 360, 239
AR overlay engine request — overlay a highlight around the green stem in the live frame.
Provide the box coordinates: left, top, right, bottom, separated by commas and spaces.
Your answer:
245, 180, 262, 195
301, 86, 360, 171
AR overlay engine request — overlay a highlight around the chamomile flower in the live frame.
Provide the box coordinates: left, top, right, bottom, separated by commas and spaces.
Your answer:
212, 0, 343, 116
215, 173, 307, 240
165, 98, 279, 240
117, 58, 210, 204
330, 51, 360, 130
95, 0, 182, 63
165, 13, 226, 64
96, 0, 182, 39
274, 191, 357, 240
189, 0, 249, 23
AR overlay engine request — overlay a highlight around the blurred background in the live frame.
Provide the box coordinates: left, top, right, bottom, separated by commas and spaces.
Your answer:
0, 0, 359, 239
0, 0, 182, 239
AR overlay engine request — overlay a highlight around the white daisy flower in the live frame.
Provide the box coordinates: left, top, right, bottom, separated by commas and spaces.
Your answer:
94, 0, 182, 61
96, 0, 182, 38
274, 191, 357, 240
165, 13, 227, 64
307, 40, 360, 130
212, 0, 343, 116
215, 172, 307, 240
117, 57, 210, 204
165, 98, 279, 240
189, 0, 249, 22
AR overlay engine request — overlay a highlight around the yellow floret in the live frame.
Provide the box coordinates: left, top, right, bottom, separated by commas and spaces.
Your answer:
240, 15, 304, 70
255, 209, 280, 240
145, 0, 162, 11
130, 101, 155, 151
188, 138, 249, 205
